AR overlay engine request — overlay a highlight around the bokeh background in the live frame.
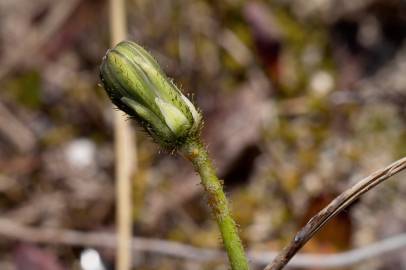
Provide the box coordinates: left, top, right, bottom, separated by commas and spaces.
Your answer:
0, 0, 405, 269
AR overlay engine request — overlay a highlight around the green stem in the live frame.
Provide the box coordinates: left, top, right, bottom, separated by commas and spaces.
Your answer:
180, 138, 250, 270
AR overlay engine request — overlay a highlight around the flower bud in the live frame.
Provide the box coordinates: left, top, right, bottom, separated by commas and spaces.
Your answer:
100, 41, 201, 148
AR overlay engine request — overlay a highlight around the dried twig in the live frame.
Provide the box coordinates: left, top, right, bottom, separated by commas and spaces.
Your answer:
251, 233, 406, 268
0, 102, 36, 152
0, 218, 406, 268
109, 1, 136, 270
264, 156, 406, 270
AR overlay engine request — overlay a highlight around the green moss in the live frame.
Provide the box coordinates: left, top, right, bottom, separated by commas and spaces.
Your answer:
8, 70, 42, 109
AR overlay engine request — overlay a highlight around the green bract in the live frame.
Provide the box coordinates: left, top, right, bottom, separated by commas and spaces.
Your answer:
100, 41, 201, 148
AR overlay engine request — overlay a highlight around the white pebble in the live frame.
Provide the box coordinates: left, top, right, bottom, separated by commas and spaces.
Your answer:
80, 248, 106, 270
65, 138, 96, 169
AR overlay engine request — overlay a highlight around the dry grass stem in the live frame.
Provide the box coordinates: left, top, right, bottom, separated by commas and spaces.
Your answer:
109, 0, 136, 270
265, 156, 406, 270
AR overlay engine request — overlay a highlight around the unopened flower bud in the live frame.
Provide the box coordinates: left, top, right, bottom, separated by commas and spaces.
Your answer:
100, 41, 201, 148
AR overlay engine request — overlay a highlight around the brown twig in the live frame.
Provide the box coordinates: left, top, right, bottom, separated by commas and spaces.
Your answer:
0, 102, 36, 152
264, 156, 406, 270
0, 218, 406, 268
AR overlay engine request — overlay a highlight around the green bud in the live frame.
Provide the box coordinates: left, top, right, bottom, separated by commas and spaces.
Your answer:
100, 41, 202, 148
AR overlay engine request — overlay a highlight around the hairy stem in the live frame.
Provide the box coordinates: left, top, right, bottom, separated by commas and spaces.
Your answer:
181, 138, 250, 270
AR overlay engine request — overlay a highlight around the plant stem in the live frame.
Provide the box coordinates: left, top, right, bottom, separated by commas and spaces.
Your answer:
181, 138, 250, 270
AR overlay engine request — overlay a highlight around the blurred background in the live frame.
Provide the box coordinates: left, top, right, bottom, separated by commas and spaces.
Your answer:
0, 0, 405, 269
